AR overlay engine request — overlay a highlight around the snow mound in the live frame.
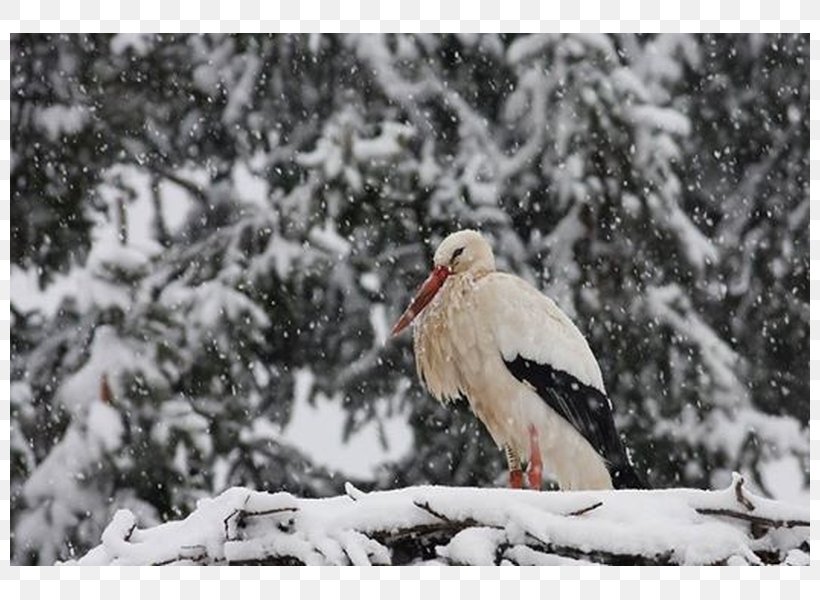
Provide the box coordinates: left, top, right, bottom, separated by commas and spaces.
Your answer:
67, 474, 807, 566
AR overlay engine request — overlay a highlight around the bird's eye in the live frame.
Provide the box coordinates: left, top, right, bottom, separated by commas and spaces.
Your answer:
451, 247, 465, 263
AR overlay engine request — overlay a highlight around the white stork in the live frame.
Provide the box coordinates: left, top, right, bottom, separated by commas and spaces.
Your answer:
391, 229, 644, 491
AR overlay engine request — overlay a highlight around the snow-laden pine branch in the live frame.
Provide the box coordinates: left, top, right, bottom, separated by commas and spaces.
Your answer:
68, 474, 808, 566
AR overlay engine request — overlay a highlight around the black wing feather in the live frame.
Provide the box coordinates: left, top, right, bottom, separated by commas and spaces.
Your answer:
503, 355, 645, 489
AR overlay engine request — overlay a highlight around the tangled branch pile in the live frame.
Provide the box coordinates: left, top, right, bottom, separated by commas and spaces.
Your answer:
70, 475, 808, 566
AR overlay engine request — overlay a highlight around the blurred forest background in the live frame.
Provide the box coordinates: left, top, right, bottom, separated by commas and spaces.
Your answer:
10, 33, 808, 564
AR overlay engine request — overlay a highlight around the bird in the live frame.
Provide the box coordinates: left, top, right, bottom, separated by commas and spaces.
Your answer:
391, 229, 644, 491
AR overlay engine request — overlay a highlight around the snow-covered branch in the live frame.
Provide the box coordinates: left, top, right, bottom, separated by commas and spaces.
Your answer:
69, 475, 808, 566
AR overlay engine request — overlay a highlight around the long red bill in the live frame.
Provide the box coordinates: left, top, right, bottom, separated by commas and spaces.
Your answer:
390, 265, 451, 336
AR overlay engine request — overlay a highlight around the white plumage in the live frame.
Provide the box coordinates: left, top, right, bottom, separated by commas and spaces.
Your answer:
392, 230, 642, 491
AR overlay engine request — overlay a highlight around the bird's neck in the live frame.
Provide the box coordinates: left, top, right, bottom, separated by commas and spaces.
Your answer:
458, 267, 494, 283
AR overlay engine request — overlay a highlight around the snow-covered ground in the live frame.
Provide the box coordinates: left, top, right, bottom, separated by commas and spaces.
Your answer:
68, 474, 808, 567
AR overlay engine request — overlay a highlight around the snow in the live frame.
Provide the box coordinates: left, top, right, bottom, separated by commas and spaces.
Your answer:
57, 325, 164, 416
11, 164, 191, 317
628, 105, 692, 136
87, 402, 125, 453
369, 303, 389, 346
359, 272, 381, 293
759, 456, 808, 506
110, 34, 152, 56
237, 368, 412, 482
152, 398, 213, 459
645, 285, 741, 405
192, 63, 220, 94
22, 236, 158, 316
160, 279, 271, 339
649, 194, 719, 270
12, 33, 810, 566
258, 234, 304, 280
506, 34, 560, 64
18, 389, 126, 566
279, 369, 414, 480
651, 401, 808, 506
12, 265, 72, 316
24, 421, 118, 506
611, 67, 651, 102
296, 108, 415, 194
308, 223, 352, 257
438, 527, 506, 565
67, 476, 808, 566
223, 53, 262, 126
232, 161, 270, 208
352, 122, 415, 162
35, 105, 89, 141
573, 33, 618, 60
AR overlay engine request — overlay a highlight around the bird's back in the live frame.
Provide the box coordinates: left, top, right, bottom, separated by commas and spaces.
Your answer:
472, 273, 606, 392
476, 273, 645, 489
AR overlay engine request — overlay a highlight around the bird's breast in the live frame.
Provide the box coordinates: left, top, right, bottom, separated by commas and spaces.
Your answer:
413, 275, 494, 403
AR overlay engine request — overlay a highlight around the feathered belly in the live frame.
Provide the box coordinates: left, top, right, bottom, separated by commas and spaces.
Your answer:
413, 279, 548, 448
413, 309, 464, 403
463, 363, 539, 453
413, 278, 486, 403
472, 376, 612, 490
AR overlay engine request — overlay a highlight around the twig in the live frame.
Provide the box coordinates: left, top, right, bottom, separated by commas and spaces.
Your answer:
338, 545, 355, 567
695, 508, 808, 530
523, 529, 552, 549
223, 508, 242, 542
522, 531, 675, 566
413, 500, 456, 523
494, 541, 512, 566
498, 551, 519, 566
144, 163, 208, 205
345, 482, 366, 502
240, 507, 299, 519
180, 545, 207, 558
224, 505, 298, 542
223, 494, 253, 541
152, 549, 209, 566
733, 475, 756, 512
565, 501, 603, 517
124, 522, 137, 542
227, 555, 306, 566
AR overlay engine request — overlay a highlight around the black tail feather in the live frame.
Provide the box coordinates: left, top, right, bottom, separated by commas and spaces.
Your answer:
502, 354, 649, 490
608, 459, 648, 490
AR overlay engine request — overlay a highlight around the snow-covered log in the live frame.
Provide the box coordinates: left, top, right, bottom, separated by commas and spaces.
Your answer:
68, 475, 807, 566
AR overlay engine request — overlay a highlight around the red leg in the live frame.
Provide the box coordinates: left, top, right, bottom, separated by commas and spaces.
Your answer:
509, 468, 524, 489
505, 444, 523, 489
527, 425, 543, 490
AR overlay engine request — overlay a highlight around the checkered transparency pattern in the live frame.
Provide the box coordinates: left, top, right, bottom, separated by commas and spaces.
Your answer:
0, 0, 818, 598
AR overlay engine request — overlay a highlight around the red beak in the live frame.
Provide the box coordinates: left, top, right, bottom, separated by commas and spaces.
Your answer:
391, 265, 451, 336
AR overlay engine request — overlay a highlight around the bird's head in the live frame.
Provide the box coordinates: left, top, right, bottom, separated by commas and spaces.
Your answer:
432, 229, 495, 275
391, 229, 495, 336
